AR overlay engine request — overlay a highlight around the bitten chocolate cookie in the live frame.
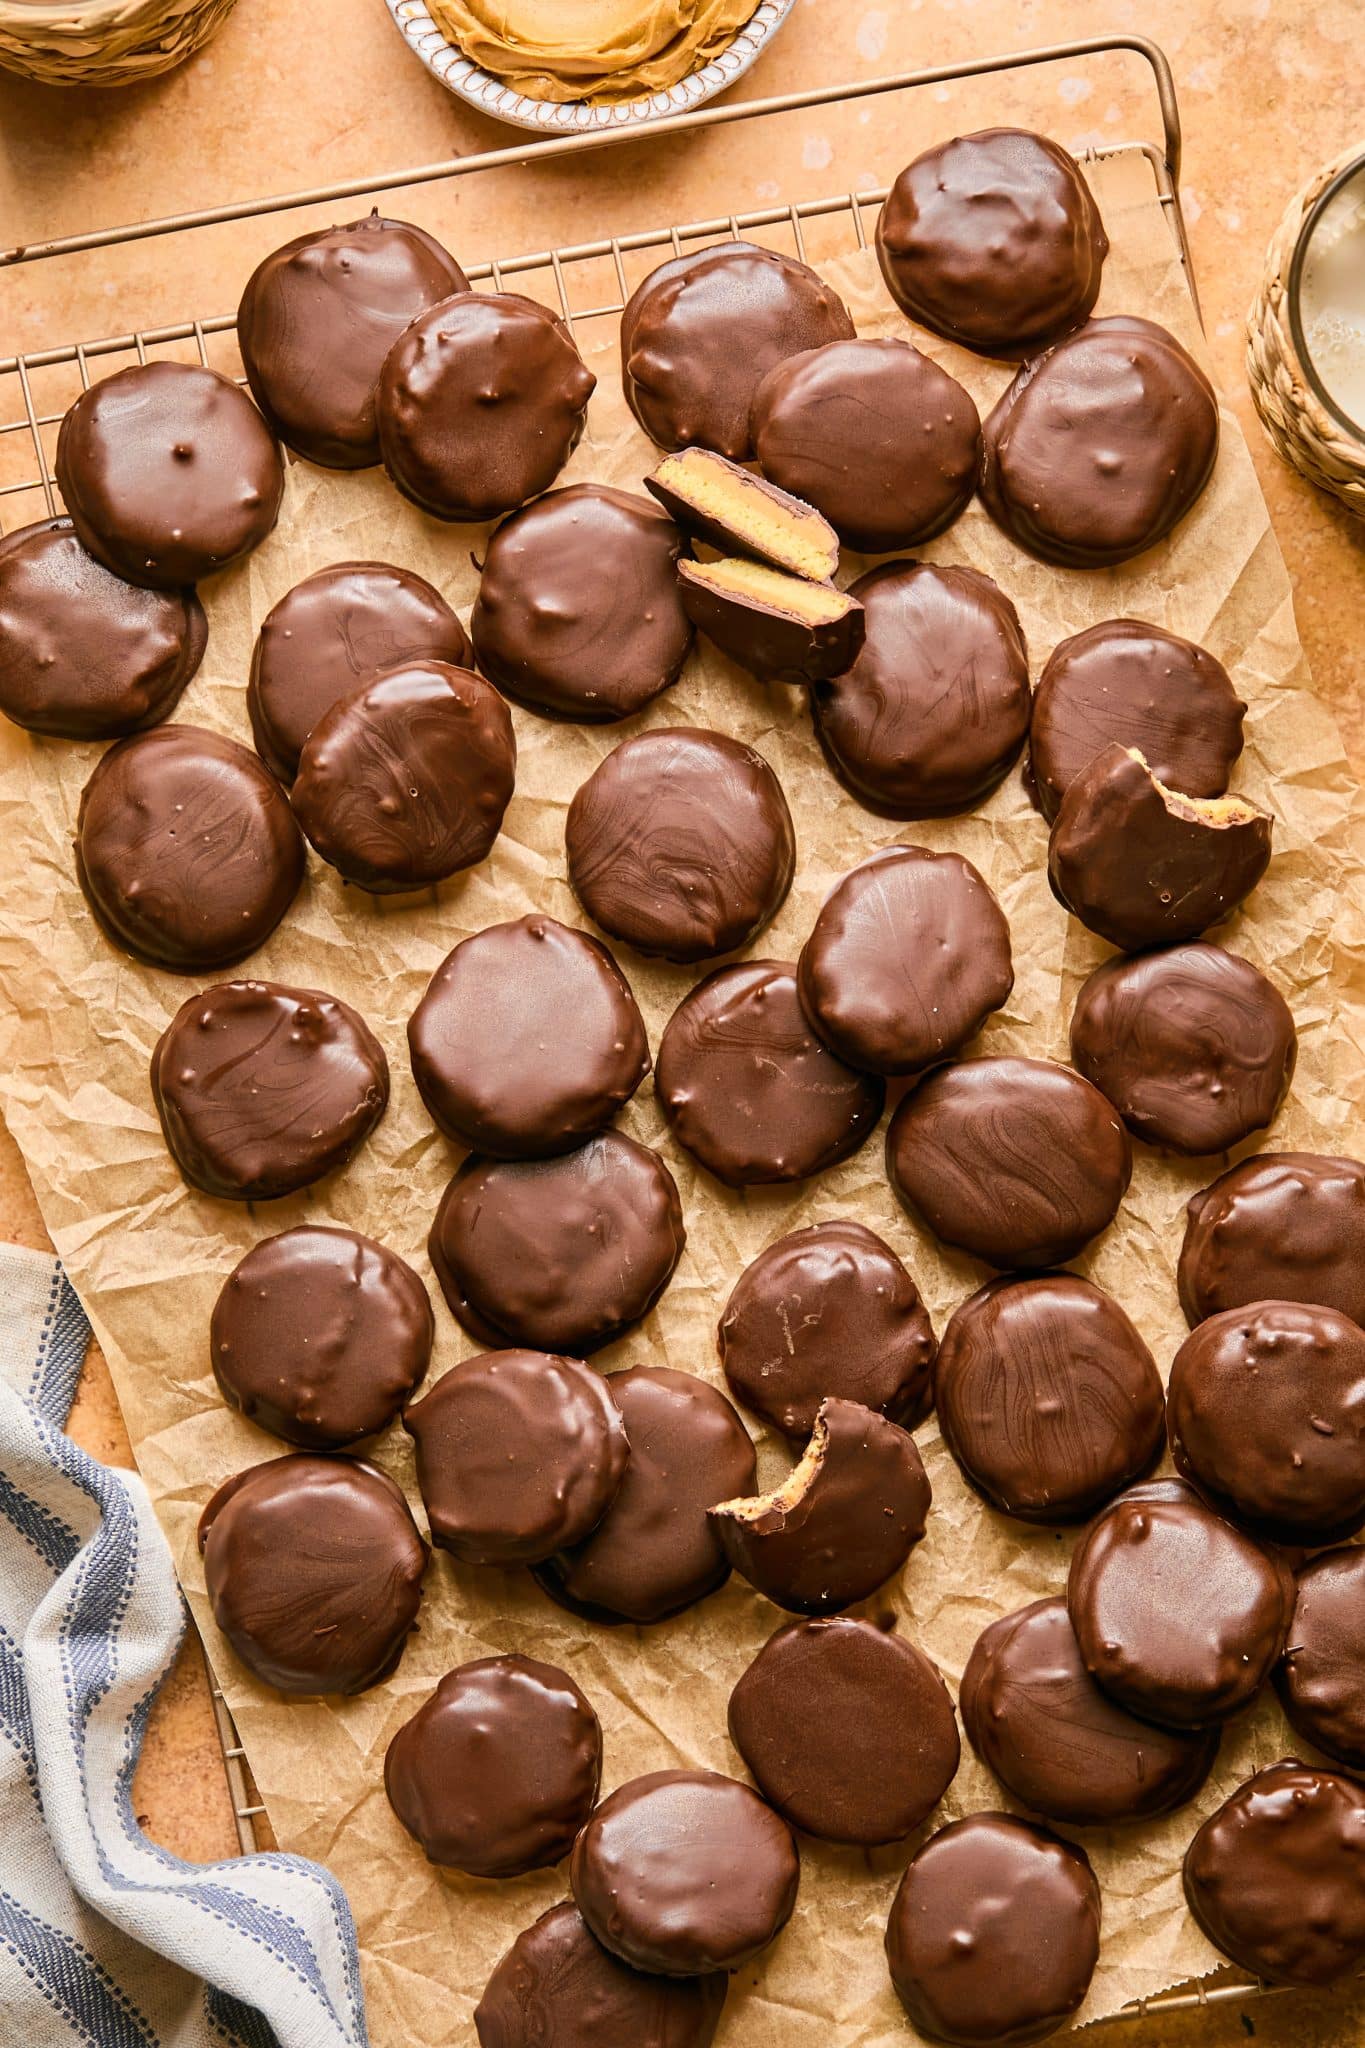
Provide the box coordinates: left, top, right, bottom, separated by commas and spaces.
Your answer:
56, 361, 284, 589
408, 916, 649, 1157
886, 1056, 1131, 1270
474, 1903, 727, 2048
211, 1225, 433, 1448
876, 128, 1107, 358
385, 1656, 600, 1877
729, 1617, 960, 1844
657, 961, 885, 1187
1178, 1152, 1365, 1329
566, 728, 795, 963
152, 980, 389, 1201
620, 239, 854, 459
677, 557, 865, 687
76, 724, 305, 971
198, 1453, 426, 1694
645, 446, 839, 580
1276, 1548, 1365, 1771
377, 292, 595, 521
809, 561, 1030, 819
797, 846, 1013, 1076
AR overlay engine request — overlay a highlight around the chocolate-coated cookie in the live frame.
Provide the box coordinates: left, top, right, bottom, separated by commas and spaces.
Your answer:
1275, 1548, 1365, 1771
1178, 1151, 1365, 1329
677, 556, 866, 687
474, 1903, 727, 2048
644, 446, 839, 581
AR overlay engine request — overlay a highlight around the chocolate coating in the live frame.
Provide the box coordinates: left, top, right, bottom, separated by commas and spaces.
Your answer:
384, 1656, 600, 1877
76, 723, 305, 971
565, 728, 795, 964
0, 516, 206, 740
719, 1219, 936, 1439
376, 291, 595, 522
1029, 619, 1246, 823
1168, 1301, 1365, 1546
1276, 1547, 1365, 1771
570, 1769, 799, 1976
404, 1348, 629, 1565
533, 1365, 754, 1626
980, 317, 1219, 567
248, 560, 472, 784
428, 1132, 684, 1356
56, 361, 284, 590
211, 1225, 433, 1448
797, 845, 1013, 1076
876, 128, 1107, 359
1184, 1761, 1365, 1987
237, 214, 470, 468
290, 659, 515, 892
1070, 943, 1296, 1155
1048, 744, 1273, 952
470, 485, 693, 721
886, 1056, 1131, 1271
676, 557, 865, 687
1178, 1151, 1365, 1329
408, 915, 649, 1158
620, 239, 854, 459
474, 1903, 727, 2048
657, 961, 885, 1188
151, 980, 388, 1201
960, 1598, 1219, 1826
934, 1275, 1164, 1524
809, 561, 1031, 819
729, 1616, 959, 1844
885, 1812, 1101, 2048
1066, 1478, 1294, 1728
197, 1453, 426, 1694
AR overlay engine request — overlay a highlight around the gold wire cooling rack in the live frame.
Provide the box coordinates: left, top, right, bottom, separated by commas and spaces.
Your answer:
0, 32, 1320, 2035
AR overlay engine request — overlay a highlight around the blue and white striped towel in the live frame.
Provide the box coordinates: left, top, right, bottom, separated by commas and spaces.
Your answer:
0, 1241, 370, 2048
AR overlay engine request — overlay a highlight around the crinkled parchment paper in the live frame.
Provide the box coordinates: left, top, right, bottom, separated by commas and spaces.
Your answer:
0, 152, 1363, 2044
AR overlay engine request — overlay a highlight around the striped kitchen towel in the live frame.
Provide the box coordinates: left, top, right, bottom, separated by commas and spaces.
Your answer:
0, 1241, 369, 2048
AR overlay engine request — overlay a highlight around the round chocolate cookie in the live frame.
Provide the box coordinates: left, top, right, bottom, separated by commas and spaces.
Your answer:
980, 317, 1220, 568
376, 291, 595, 522
1178, 1151, 1365, 1329
934, 1274, 1165, 1523
565, 728, 795, 964
1069, 943, 1296, 1156
1029, 619, 1246, 823
571, 1769, 799, 1976
210, 1225, 433, 1448
198, 1453, 426, 1694
56, 361, 284, 590
886, 1056, 1131, 1271
76, 724, 306, 972
1168, 1301, 1365, 1546
751, 337, 981, 553
248, 561, 472, 784
290, 660, 515, 892
719, 1219, 936, 1439
533, 1365, 754, 1627
809, 561, 1030, 819
474, 1903, 728, 2048
470, 485, 694, 721
885, 1812, 1101, 2048
656, 961, 885, 1188
876, 128, 1108, 358
237, 214, 470, 468
404, 1348, 629, 1565
1275, 1548, 1365, 1771
1184, 1761, 1365, 1988
797, 846, 1013, 1076
0, 516, 206, 740
620, 239, 854, 459
1066, 1478, 1294, 1729
960, 1598, 1219, 1827
152, 980, 389, 1201
407, 915, 649, 1158
729, 1617, 959, 1844
428, 1132, 685, 1355
385, 1656, 600, 1877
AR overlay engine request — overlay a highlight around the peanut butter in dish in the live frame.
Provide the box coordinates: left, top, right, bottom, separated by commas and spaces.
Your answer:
428, 0, 757, 103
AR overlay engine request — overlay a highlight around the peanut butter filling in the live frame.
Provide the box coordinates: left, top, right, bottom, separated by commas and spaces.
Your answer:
684, 556, 854, 625
428, 0, 756, 104
651, 447, 839, 581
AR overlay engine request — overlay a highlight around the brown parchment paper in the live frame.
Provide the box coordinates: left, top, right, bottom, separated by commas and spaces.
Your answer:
1, 150, 1364, 2046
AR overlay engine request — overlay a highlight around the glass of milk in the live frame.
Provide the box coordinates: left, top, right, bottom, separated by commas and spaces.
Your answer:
1291, 151, 1365, 440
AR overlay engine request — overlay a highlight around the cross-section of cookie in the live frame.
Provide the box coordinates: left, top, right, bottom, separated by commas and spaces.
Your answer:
678, 557, 864, 684
645, 447, 839, 581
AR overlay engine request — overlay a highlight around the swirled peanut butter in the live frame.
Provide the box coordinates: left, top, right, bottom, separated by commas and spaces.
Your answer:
429, 0, 755, 103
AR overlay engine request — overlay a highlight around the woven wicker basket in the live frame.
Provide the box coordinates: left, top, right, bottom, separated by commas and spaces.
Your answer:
0, 0, 236, 85
1247, 142, 1365, 516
